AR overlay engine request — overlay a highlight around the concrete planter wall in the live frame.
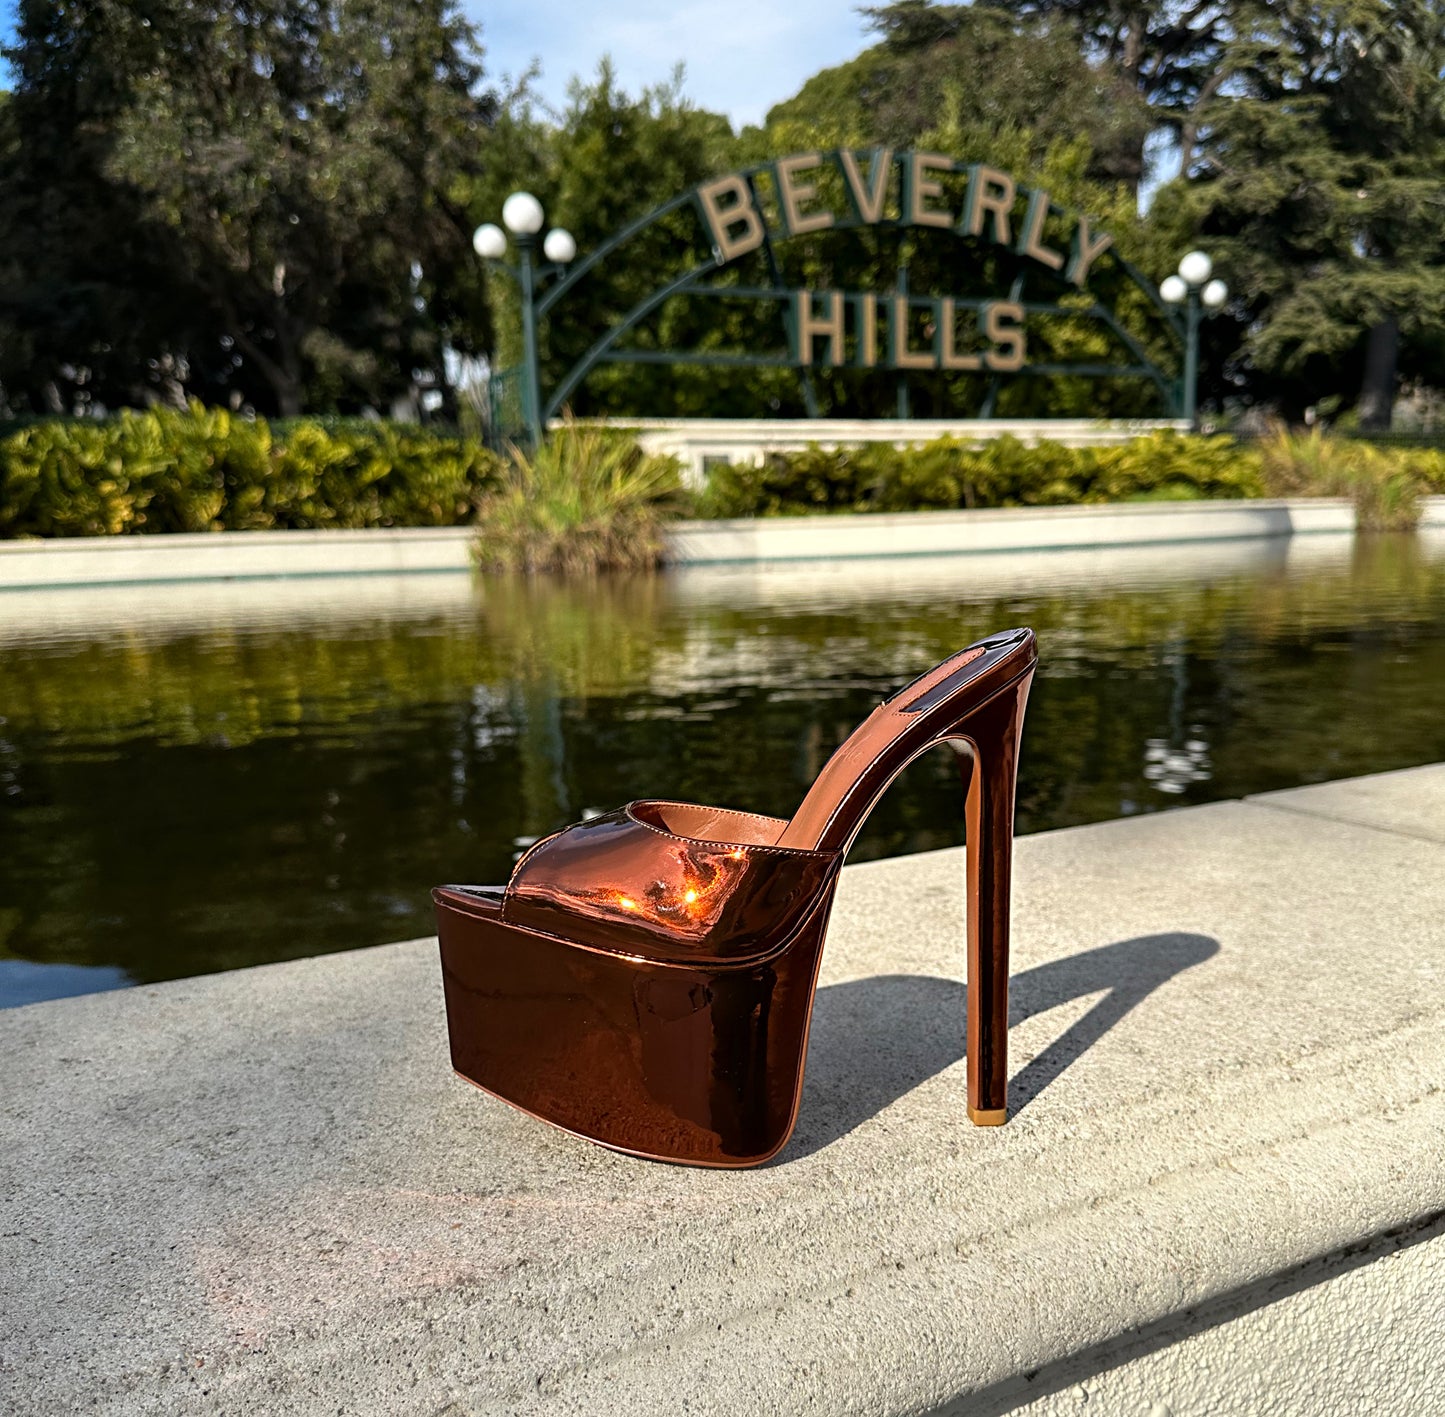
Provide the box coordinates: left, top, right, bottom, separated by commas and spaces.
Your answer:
0, 496, 1381, 591
608, 415, 1193, 487
668, 497, 1355, 564
4, 764, 1443, 1413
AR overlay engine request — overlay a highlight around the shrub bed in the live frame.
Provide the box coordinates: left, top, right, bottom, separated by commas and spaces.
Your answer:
1255, 423, 1445, 530
6, 415, 1442, 542
693, 431, 1267, 517
0, 405, 504, 538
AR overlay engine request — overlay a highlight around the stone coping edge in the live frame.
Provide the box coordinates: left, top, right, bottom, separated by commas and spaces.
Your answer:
1, 764, 1444, 1413
0, 496, 1371, 589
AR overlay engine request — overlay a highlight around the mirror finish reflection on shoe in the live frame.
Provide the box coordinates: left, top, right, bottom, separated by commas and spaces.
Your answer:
434, 627, 1037, 1167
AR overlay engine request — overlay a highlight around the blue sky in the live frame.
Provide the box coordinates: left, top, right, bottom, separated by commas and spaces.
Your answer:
478, 0, 871, 126
0, 2, 874, 128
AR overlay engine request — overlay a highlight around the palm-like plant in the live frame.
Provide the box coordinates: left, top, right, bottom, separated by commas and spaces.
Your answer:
475, 419, 683, 573
1258, 421, 1426, 531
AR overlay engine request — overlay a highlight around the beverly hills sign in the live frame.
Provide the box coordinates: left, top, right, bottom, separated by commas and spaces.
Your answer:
694, 148, 1116, 373
498, 146, 1178, 434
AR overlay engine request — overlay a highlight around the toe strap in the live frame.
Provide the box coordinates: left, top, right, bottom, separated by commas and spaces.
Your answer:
502, 802, 840, 965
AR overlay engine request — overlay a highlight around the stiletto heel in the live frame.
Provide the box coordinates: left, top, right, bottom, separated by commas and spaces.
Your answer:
953, 671, 1033, 1126
434, 627, 1037, 1166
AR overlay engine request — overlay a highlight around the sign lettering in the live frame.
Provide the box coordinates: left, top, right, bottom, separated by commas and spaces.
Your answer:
696, 149, 1110, 289
792, 291, 1027, 371
695, 174, 766, 264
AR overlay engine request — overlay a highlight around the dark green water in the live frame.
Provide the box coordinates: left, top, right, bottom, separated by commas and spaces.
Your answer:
2, 531, 1444, 1008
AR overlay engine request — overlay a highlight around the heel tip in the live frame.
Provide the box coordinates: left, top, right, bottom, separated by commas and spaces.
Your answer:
968, 1106, 1008, 1127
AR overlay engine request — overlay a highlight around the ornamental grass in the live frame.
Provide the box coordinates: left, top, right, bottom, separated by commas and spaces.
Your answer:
473, 420, 683, 574
1257, 422, 1445, 531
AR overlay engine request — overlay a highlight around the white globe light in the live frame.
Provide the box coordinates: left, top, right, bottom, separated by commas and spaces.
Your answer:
1178, 249, 1213, 286
1201, 277, 1229, 310
542, 228, 577, 264
472, 223, 507, 260
502, 191, 545, 236
1159, 274, 1188, 305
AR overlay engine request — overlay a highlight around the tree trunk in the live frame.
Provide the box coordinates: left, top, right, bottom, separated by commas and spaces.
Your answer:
268, 330, 304, 416
1179, 70, 1226, 179
274, 379, 303, 417
223, 303, 305, 416
1122, 18, 1146, 191
1358, 315, 1399, 431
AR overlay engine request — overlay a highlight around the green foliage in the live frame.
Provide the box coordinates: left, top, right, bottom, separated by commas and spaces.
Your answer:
769, 3, 1154, 188
695, 433, 1266, 517
1258, 422, 1442, 530
6, 0, 1445, 433
475, 53, 1165, 429
1152, 0, 1445, 425
0, 406, 503, 538
978, 0, 1230, 177
462, 64, 745, 421
474, 421, 684, 573
0, 0, 493, 416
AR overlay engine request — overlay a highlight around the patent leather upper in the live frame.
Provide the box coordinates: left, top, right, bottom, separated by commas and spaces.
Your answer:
498, 802, 838, 966
432, 625, 1039, 1164
780, 626, 1036, 850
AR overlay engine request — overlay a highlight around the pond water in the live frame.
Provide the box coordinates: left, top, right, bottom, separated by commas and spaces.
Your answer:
2, 530, 1444, 1009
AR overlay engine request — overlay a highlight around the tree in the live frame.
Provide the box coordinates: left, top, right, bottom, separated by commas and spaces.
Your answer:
473, 56, 1162, 424
1158, 0, 1445, 425
464, 64, 740, 420
768, 2, 1153, 188
988, 0, 1233, 185
0, 4, 201, 414
0, 0, 496, 416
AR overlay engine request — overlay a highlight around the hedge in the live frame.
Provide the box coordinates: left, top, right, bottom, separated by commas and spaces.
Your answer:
693, 431, 1267, 517
0, 404, 504, 537
7, 413, 1443, 539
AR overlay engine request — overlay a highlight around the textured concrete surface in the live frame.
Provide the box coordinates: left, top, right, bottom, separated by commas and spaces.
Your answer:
1250, 761, 1445, 845
2, 768, 1443, 1415
1000, 1217, 1445, 1416
0, 498, 1355, 587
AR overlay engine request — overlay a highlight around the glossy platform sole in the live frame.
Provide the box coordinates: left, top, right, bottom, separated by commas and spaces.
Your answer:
435, 888, 837, 1167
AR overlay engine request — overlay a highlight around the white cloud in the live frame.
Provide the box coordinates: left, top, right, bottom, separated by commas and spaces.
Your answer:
470, 0, 872, 128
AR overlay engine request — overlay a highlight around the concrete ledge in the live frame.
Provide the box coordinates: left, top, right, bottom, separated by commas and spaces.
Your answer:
0, 524, 479, 590
0, 532, 1359, 645
0, 499, 1357, 588
2, 764, 1441, 1414
616, 417, 1190, 485
1421, 494, 1445, 528
668, 497, 1354, 564
1247, 761, 1445, 843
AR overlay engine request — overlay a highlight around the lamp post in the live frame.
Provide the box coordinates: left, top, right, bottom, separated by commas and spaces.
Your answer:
1160, 250, 1228, 428
473, 193, 576, 446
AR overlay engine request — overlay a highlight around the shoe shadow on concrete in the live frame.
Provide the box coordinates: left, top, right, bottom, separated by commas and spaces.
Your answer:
786, 931, 1220, 1160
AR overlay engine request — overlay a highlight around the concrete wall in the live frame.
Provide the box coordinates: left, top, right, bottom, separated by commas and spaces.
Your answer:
997, 1218, 1445, 1416
667, 498, 1354, 564
0, 498, 1358, 589
605, 416, 1192, 487
0, 524, 474, 590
